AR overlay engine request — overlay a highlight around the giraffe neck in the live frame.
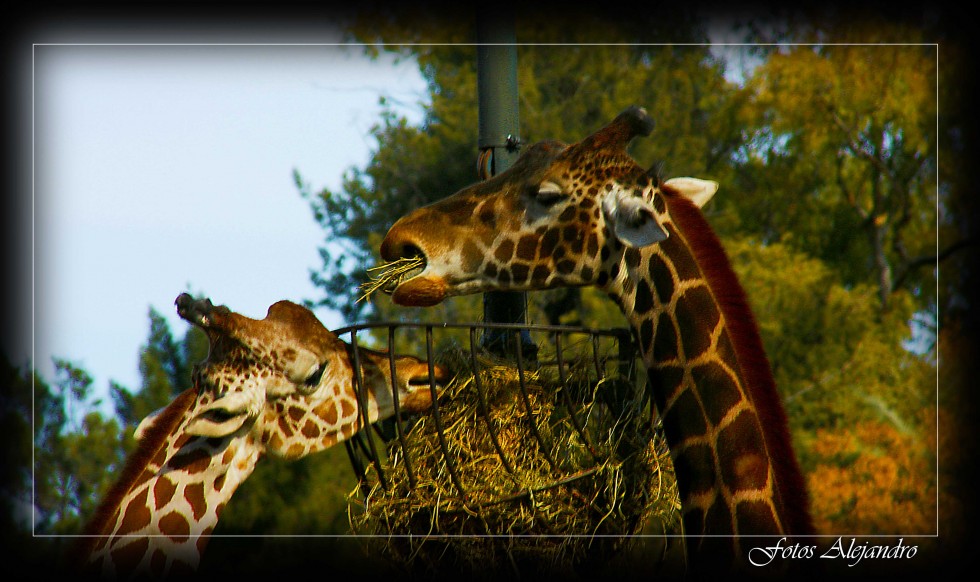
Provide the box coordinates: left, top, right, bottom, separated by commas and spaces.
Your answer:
74, 387, 263, 579
603, 193, 812, 566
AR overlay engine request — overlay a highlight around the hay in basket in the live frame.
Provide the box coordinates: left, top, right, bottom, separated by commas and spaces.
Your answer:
347, 341, 681, 579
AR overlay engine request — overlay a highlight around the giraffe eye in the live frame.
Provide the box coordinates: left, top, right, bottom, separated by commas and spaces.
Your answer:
533, 181, 567, 206
303, 362, 326, 388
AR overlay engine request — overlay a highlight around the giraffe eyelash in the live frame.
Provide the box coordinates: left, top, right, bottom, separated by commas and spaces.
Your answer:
303, 363, 326, 389
532, 181, 566, 206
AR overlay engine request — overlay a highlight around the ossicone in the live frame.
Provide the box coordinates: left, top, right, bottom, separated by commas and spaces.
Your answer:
582, 106, 655, 151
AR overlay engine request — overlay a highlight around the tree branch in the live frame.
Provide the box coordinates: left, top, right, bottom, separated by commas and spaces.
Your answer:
835, 155, 870, 221
891, 237, 975, 292
823, 99, 897, 182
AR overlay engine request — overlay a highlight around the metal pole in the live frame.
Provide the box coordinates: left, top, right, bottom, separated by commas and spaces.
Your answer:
477, 13, 537, 358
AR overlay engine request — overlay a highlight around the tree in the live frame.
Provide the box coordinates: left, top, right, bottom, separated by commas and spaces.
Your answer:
753, 43, 935, 303
1, 355, 50, 561
727, 238, 934, 433
806, 418, 936, 534
24, 306, 208, 541
720, 17, 960, 350
32, 359, 124, 536
725, 238, 938, 536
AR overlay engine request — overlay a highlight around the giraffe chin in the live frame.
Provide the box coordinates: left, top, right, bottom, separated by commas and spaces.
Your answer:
390, 275, 448, 307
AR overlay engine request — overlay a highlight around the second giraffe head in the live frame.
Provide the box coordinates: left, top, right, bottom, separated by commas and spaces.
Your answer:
150, 293, 449, 455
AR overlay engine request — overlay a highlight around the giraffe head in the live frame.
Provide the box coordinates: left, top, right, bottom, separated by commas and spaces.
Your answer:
379, 106, 718, 307
145, 294, 448, 456
74, 295, 450, 578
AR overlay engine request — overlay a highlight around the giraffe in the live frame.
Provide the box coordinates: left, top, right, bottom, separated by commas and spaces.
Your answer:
378, 106, 814, 574
70, 293, 448, 579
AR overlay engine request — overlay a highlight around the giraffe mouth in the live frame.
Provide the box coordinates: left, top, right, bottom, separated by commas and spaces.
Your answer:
377, 240, 452, 307
398, 363, 451, 412
186, 390, 255, 437
381, 262, 427, 296
361, 251, 428, 299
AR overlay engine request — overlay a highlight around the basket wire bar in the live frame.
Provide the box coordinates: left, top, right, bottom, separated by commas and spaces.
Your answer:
425, 325, 468, 498
335, 321, 643, 506
467, 326, 517, 475
344, 437, 370, 498
590, 334, 603, 379
553, 331, 601, 463
348, 330, 389, 492
387, 325, 418, 489
512, 328, 558, 471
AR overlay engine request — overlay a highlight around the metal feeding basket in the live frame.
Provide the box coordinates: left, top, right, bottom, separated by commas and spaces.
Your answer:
334, 321, 680, 575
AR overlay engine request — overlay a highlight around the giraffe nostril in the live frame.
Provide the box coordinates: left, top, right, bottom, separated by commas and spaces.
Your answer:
395, 243, 425, 263
381, 223, 426, 263
431, 364, 450, 384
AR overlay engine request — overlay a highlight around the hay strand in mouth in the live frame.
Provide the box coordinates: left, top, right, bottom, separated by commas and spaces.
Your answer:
357, 256, 426, 303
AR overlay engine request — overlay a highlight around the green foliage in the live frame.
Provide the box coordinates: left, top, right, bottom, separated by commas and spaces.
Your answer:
297, 98, 481, 323
30, 359, 124, 535
2, 355, 39, 528
725, 235, 937, 535
726, 238, 934, 471
1, 355, 63, 568
727, 40, 939, 313
111, 307, 200, 435
23, 305, 211, 540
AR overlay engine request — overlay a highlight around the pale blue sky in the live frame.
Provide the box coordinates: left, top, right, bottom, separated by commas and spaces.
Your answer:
26, 40, 427, 410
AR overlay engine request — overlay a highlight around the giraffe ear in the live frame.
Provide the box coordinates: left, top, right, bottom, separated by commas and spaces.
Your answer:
602, 190, 668, 248
664, 177, 718, 208
186, 392, 254, 437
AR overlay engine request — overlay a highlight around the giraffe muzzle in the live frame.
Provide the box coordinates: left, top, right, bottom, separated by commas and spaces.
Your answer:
397, 361, 451, 413
377, 232, 449, 306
